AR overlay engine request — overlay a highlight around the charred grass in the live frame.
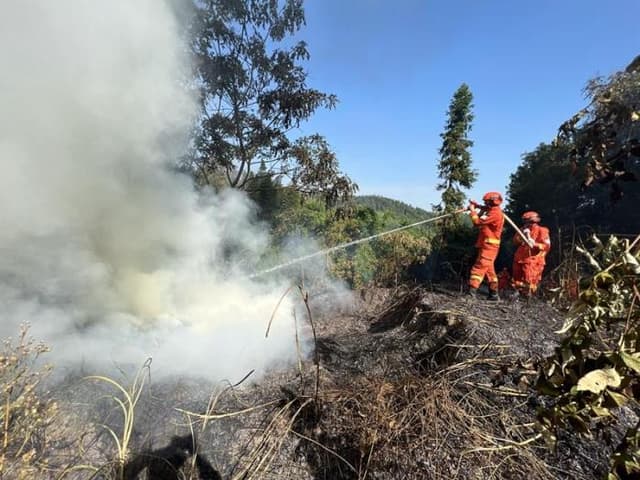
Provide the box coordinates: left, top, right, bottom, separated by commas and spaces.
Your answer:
0, 287, 616, 478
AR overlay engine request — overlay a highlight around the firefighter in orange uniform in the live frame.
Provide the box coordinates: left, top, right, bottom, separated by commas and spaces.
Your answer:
468, 192, 505, 301
511, 211, 551, 297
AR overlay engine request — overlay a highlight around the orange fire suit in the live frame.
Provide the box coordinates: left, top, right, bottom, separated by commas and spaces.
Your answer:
512, 224, 551, 295
468, 206, 504, 291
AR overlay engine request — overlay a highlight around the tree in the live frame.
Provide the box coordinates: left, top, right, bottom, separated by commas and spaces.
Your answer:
287, 134, 358, 207
553, 60, 639, 205
429, 84, 477, 283
246, 160, 282, 224
435, 83, 477, 215
185, 0, 354, 200
507, 143, 581, 226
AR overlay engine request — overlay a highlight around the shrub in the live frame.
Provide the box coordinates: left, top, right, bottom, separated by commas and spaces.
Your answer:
535, 234, 640, 479
0, 325, 57, 479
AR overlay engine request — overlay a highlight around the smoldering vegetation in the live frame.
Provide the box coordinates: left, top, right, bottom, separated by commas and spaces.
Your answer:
0, 0, 304, 382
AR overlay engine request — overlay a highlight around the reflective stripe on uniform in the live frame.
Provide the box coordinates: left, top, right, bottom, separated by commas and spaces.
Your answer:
484, 238, 500, 245
470, 274, 483, 281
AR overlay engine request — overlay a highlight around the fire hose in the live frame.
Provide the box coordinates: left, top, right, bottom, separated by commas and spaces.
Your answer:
502, 212, 535, 248
470, 201, 535, 248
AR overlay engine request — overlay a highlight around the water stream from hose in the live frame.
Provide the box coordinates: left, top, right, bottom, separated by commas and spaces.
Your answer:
250, 209, 465, 278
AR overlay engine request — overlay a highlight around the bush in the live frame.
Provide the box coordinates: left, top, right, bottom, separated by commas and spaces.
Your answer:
535, 234, 640, 479
0, 325, 57, 479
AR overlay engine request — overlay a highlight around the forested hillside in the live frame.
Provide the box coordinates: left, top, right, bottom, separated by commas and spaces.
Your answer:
354, 195, 432, 223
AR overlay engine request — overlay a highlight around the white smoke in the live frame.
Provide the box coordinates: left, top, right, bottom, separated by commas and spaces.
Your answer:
0, 1, 301, 381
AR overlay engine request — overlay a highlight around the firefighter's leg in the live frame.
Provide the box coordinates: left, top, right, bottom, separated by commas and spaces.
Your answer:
511, 261, 525, 294
528, 259, 546, 296
486, 260, 499, 301
521, 259, 538, 297
469, 250, 488, 296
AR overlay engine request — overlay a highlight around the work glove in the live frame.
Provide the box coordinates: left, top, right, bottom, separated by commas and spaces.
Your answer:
522, 228, 534, 248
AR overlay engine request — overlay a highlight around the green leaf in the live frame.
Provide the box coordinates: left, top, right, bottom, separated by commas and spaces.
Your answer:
621, 351, 640, 374
576, 368, 622, 393
606, 390, 628, 407
591, 406, 611, 417
624, 458, 640, 473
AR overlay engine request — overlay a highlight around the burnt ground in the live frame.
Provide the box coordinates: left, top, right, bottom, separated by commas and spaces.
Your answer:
47, 286, 632, 479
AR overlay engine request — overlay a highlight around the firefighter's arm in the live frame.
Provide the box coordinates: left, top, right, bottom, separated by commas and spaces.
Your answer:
473, 207, 501, 226
468, 201, 481, 226
513, 233, 524, 246
533, 227, 551, 253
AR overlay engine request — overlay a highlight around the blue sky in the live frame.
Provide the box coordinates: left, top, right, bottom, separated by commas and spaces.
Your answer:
294, 0, 640, 211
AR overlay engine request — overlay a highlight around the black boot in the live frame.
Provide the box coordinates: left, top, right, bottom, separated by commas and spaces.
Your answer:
488, 290, 499, 301
468, 287, 478, 298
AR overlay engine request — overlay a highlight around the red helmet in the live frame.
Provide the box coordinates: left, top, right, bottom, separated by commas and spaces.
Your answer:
482, 191, 503, 206
521, 211, 540, 223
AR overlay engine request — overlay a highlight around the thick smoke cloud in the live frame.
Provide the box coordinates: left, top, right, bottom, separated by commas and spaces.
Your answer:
0, 1, 299, 380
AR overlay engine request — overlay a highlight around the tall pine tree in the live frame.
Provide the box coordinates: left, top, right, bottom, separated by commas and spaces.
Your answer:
427, 84, 477, 282
436, 83, 476, 215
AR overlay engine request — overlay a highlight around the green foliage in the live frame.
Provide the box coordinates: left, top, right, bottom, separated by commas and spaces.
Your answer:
430, 84, 477, 282
246, 161, 283, 223
433, 219, 477, 280
369, 231, 431, 287
535, 234, 640, 479
554, 63, 640, 202
273, 196, 329, 241
549, 60, 640, 232
508, 61, 640, 279
355, 195, 431, 224
287, 134, 358, 206
507, 143, 583, 228
436, 83, 477, 215
271, 198, 432, 287
185, 0, 355, 202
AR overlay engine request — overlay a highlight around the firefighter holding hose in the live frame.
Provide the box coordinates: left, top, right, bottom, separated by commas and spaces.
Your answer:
467, 192, 504, 301
511, 211, 551, 297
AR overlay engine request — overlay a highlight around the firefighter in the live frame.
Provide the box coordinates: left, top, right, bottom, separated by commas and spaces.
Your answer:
468, 192, 505, 301
511, 211, 551, 297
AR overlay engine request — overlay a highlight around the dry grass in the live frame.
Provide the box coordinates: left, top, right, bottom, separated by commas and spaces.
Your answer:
306, 366, 552, 480
0, 325, 58, 479
210, 359, 555, 480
